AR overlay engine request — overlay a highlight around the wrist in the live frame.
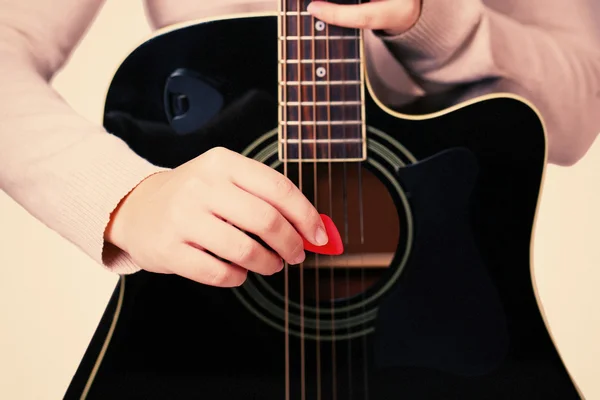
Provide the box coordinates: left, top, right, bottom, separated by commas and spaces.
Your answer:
104, 188, 133, 252
103, 170, 167, 253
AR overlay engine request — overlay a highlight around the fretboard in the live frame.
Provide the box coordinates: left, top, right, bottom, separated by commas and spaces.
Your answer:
279, 0, 366, 162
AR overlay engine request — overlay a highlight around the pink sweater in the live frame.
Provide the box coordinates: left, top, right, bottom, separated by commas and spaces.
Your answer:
0, 0, 599, 275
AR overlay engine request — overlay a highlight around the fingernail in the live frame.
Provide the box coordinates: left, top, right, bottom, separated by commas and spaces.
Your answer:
292, 252, 306, 265
307, 2, 319, 12
315, 226, 329, 246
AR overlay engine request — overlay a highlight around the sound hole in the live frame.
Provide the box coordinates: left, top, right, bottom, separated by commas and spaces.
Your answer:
264, 162, 400, 304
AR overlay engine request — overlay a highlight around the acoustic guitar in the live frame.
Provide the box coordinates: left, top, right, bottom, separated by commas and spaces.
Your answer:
65, 2, 582, 399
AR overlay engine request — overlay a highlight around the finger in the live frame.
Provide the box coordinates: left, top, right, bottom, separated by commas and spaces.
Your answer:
223, 153, 328, 247
183, 213, 285, 275
307, 0, 417, 33
171, 244, 248, 287
203, 184, 306, 265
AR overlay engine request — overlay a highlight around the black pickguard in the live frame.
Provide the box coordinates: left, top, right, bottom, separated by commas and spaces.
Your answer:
65, 16, 580, 400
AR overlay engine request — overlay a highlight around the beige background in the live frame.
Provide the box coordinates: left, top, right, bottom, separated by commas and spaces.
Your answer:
0, 2, 598, 399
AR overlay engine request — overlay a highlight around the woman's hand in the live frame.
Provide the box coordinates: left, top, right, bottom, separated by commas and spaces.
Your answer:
307, 0, 422, 36
105, 147, 328, 287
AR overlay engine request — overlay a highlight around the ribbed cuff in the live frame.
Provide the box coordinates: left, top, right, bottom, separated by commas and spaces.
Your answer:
378, 0, 484, 66
57, 134, 169, 275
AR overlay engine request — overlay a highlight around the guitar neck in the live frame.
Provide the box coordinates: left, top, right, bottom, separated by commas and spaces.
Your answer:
278, 0, 367, 163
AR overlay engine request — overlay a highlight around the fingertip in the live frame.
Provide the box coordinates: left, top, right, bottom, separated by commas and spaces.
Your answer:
306, 1, 327, 16
306, 1, 324, 14
290, 251, 307, 265
229, 265, 249, 287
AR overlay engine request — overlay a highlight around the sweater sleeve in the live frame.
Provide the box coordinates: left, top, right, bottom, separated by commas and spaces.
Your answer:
0, 0, 168, 274
379, 0, 600, 166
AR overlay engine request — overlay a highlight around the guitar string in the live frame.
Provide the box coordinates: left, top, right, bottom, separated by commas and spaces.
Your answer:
355, 1, 369, 397
280, 1, 291, 399
309, 2, 323, 400
296, 2, 307, 400
324, 3, 337, 399
336, 4, 353, 397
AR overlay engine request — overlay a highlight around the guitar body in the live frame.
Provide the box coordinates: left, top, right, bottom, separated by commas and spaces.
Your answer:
65, 14, 580, 400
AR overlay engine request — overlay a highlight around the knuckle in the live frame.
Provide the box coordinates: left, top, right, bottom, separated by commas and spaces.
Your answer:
236, 240, 260, 264
274, 177, 295, 198
208, 267, 231, 287
290, 237, 304, 257
328, 13, 340, 26
355, 13, 372, 28
303, 205, 320, 226
259, 206, 282, 233
201, 146, 229, 168
209, 266, 247, 287
207, 146, 229, 157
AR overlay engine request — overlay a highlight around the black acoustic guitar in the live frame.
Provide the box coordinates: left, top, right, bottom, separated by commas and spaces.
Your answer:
65, 3, 582, 399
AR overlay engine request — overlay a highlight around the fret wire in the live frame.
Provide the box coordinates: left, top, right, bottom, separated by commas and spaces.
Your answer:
282, 139, 364, 143
285, 87, 362, 102
281, 59, 360, 63
281, 36, 359, 40
281, 101, 362, 106
284, 126, 363, 140
282, 104, 362, 119
280, 158, 365, 162
281, 11, 311, 15
282, 121, 363, 125
282, 81, 361, 85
